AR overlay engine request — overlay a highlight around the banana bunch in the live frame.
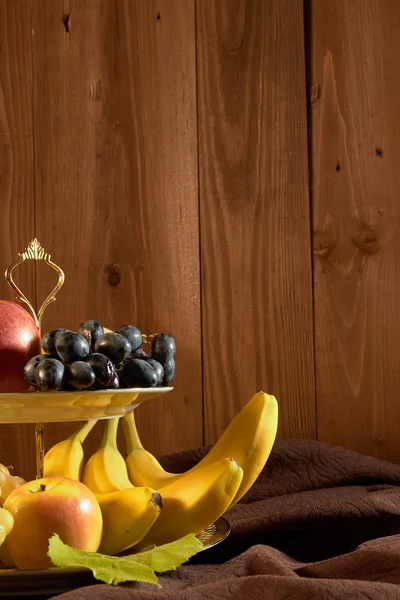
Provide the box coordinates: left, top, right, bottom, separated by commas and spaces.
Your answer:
43, 416, 162, 555
43, 391, 278, 554
122, 390, 278, 508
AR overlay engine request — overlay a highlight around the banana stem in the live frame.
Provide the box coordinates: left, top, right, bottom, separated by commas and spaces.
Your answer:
72, 419, 98, 444
100, 417, 120, 450
121, 412, 143, 454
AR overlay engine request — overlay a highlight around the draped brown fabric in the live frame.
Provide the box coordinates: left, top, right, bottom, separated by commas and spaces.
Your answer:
55, 440, 400, 599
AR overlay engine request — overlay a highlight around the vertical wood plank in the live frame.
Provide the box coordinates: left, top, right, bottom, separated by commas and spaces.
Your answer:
196, 0, 315, 443
0, 0, 35, 310
0, 0, 37, 476
31, 0, 201, 479
310, 0, 400, 461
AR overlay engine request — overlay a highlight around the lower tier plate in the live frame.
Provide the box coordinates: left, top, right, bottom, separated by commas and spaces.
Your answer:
0, 517, 231, 597
0, 387, 173, 423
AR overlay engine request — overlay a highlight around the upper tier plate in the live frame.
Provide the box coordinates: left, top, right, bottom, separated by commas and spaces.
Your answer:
0, 387, 173, 423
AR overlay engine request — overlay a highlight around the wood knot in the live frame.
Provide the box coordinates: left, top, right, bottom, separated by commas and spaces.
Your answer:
350, 226, 381, 254
62, 13, 70, 33
312, 227, 337, 259
309, 83, 320, 105
89, 80, 102, 101
105, 264, 121, 286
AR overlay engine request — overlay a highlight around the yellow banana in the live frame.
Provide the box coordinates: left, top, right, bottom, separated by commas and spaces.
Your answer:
135, 456, 243, 550
43, 420, 97, 480
82, 417, 133, 494
123, 391, 278, 508
96, 487, 162, 555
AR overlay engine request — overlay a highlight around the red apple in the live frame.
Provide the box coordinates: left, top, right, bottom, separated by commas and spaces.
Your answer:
0, 300, 42, 392
4, 476, 103, 569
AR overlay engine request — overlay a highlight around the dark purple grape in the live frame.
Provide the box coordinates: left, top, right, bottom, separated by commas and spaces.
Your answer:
23, 354, 51, 386
120, 359, 158, 388
146, 358, 164, 385
85, 353, 118, 387
87, 372, 120, 390
110, 373, 120, 389
131, 349, 148, 359
162, 358, 175, 385
55, 332, 90, 363
115, 325, 142, 353
67, 361, 96, 389
94, 332, 131, 364
77, 320, 104, 349
35, 358, 65, 391
42, 329, 72, 357
151, 333, 176, 363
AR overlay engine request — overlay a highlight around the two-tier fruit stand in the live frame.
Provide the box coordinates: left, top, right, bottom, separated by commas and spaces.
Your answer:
0, 240, 230, 596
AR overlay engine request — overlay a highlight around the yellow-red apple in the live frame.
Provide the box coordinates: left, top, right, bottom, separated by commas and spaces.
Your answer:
0, 300, 41, 392
4, 476, 103, 569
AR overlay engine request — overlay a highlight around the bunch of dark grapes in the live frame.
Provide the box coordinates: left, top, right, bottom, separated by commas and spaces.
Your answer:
23, 320, 176, 393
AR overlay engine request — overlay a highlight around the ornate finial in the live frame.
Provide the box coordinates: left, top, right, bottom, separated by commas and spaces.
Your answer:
5, 238, 65, 332
20, 238, 51, 262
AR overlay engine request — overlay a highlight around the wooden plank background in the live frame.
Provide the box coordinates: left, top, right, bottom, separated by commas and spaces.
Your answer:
1, 0, 400, 479
196, 0, 315, 443
310, 0, 400, 463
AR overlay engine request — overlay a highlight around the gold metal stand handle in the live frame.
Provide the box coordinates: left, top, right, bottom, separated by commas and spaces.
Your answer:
5, 238, 65, 333
5, 239, 65, 481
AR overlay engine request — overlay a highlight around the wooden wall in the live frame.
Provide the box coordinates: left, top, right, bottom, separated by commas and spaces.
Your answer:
309, 0, 400, 461
0, 0, 398, 480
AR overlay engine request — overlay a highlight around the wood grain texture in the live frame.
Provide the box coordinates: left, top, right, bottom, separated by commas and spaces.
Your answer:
310, 0, 400, 460
30, 0, 201, 480
0, 0, 37, 477
196, 0, 315, 444
0, 0, 35, 306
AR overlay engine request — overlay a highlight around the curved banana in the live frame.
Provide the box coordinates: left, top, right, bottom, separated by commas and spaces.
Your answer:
82, 417, 133, 494
134, 456, 243, 550
96, 487, 162, 555
43, 420, 97, 480
123, 391, 278, 508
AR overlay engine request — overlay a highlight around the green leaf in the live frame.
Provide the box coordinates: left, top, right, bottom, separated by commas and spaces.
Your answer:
47, 533, 203, 586
131, 534, 203, 573
48, 535, 158, 586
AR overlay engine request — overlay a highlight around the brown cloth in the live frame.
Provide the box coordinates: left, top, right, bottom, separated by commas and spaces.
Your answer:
54, 440, 400, 599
